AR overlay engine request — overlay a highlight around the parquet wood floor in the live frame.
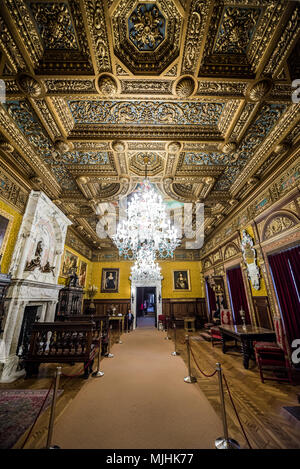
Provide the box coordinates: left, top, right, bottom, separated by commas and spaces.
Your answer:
1, 328, 300, 449
174, 329, 300, 449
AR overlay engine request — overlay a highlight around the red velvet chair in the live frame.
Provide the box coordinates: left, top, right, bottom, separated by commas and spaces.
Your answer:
158, 314, 168, 331
254, 316, 294, 384
210, 309, 233, 346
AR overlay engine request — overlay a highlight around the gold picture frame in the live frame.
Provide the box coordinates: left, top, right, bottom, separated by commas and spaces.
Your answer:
78, 260, 87, 288
60, 250, 78, 278
101, 268, 119, 293
0, 209, 13, 259
173, 270, 191, 291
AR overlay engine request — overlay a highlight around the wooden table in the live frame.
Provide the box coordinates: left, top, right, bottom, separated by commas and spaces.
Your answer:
109, 315, 125, 332
219, 324, 276, 369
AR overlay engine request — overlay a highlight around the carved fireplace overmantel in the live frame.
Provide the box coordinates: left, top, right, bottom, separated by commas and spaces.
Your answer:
0, 191, 72, 383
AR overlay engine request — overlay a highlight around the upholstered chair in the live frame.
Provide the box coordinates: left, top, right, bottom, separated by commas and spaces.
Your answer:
210, 309, 233, 346
254, 316, 294, 384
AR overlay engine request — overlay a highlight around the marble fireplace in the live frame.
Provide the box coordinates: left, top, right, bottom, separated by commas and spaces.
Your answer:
0, 191, 71, 382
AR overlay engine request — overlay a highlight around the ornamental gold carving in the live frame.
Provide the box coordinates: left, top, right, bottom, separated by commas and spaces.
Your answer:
174, 76, 196, 98
247, 79, 273, 102
264, 216, 295, 240
97, 74, 118, 97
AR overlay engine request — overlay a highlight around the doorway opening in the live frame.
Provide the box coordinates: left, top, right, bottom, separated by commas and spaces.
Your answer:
136, 287, 156, 328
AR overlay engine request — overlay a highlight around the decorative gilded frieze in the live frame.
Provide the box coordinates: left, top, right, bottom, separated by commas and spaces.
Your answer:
232, 104, 299, 194
68, 100, 225, 126
181, 0, 210, 74
65, 228, 92, 260
0, 163, 28, 212
83, 0, 112, 73
5, 0, 43, 67
264, 5, 300, 77
0, 17, 27, 73
44, 79, 96, 94
263, 214, 297, 241
50, 97, 75, 134
121, 80, 173, 95
196, 81, 247, 97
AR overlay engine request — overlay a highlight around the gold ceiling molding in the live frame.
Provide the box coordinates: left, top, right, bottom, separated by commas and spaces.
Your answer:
0, 1, 298, 252
246, 78, 273, 103
16, 73, 45, 98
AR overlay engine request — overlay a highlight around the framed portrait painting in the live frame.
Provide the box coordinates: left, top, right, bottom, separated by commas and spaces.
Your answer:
78, 260, 87, 288
61, 250, 78, 277
101, 268, 119, 293
173, 270, 191, 291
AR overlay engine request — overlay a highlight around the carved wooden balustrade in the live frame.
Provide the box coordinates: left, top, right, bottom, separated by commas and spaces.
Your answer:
24, 321, 96, 379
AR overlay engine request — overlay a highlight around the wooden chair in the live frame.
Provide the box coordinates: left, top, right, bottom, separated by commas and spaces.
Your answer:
210, 309, 233, 346
254, 316, 294, 384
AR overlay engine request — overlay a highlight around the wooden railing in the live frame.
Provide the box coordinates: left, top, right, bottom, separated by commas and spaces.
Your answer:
24, 321, 96, 379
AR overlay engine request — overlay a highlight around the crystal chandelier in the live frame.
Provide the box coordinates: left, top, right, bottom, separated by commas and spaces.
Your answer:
112, 179, 181, 260
130, 246, 162, 281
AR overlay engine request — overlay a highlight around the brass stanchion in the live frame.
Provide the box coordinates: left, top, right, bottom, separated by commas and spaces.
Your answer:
92, 321, 104, 378
165, 317, 171, 340
117, 317, 123, 344
171, 322, 180, 356
215, 363, 240, 449
46, 366, 61, 449
105, 324, 114, 358
184, 335, 197, 383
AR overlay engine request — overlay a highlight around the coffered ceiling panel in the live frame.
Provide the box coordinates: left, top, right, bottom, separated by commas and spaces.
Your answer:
0, 0, 299, 253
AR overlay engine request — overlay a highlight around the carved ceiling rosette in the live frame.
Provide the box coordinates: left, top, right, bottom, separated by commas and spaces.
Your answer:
111, 140, 127, 152
16, 73, 45, 98
166, 141, 182, 154
173, 75, 197, 98
246, 78, 273, 102
96, 73, 119, 97
54, 139, 74, 154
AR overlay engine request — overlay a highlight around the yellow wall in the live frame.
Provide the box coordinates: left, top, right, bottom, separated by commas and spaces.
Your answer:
0, 198, 23, 274
58, 245, 93, 297
91, 261, 132, 299
161, 261, 204, 298
242, 225, 268, 297
91, 260, 204, 299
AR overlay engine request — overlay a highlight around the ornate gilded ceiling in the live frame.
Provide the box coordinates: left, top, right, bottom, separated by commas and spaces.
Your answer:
0, 0, 299, 255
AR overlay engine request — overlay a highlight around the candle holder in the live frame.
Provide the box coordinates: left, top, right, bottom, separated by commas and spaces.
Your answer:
239, 307, 247, 329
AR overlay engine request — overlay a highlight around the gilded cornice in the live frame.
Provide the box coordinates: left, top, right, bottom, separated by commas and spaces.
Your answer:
4, 0, 43, 68
232, 104, 300, 195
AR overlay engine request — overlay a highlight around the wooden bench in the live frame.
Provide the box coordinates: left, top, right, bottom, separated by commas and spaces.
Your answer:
24, 321, 96, 379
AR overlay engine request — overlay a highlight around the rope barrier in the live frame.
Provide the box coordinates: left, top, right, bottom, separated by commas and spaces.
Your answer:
189, 337, 252, 449
21, 378, 55, 449
189, 343, 217, 378
223, 373, 252, 449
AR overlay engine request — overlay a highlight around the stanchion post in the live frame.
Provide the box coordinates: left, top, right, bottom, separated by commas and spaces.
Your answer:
92, 321, 104, 378
184, 335, 197, 383
117, 317, 123, 344
171, 321, 180, 356
165, 317, 171, 340
215, 363, 240, 449
46, 366, 61, 449
105, 324, 114, 358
